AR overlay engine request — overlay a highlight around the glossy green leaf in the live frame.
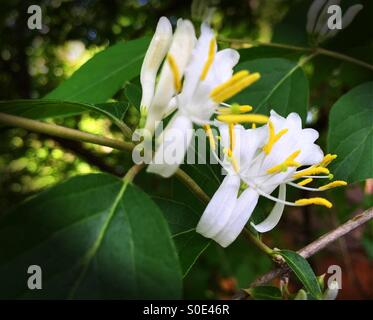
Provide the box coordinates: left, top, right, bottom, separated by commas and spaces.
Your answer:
279, 250, 322, 299
124, 82, 142, 109
234, 58, 309, 121
247, 285, 282, 300
0, 99, 129, 134
327, 82, 373, 182
154, 196, 210, 277
0, 173, 182, 299
45, 37, 150, 103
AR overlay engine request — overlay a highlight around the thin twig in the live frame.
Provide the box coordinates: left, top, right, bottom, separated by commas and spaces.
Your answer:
219, 37, 373, 71
0, 112, 134, 152
250, 207, 373, 287
174, 169, 210, 204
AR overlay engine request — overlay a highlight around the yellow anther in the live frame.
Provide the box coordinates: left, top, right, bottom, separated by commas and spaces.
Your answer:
210, 70, 249, 98
293, 167, 330, 179
262, 121, 288, 155
217, 114, 269, 124
200, 38, 216, 80
297, 178, 313, 186
167, 54, 181, 92
218, 104, 253, 114
251, 123, 256, 129
211, 73, 261, 103
231, 155, 240, 173
318, 180, 347, 191
229, 123, 235, 152
266, 150, 301, 174
319, 154, 337, 168
203, 124, 216, 150
295, 197, 332, 208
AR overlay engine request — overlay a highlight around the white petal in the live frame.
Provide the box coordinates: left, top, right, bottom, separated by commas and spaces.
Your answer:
323, 280, 339, 300
341, 4, 363, 29
314, 0, 341, 34
178, 23, 215, 105
306, 0, 328, 34
196, 174, 240, 238
251, 184, 286, 233
214, 188, 259, 247
147, 113, 193, 178
140, 17, 172, 109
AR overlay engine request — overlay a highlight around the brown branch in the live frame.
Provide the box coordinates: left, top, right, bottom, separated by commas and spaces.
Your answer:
250, 207, 373, 288
0, 112, 134, 152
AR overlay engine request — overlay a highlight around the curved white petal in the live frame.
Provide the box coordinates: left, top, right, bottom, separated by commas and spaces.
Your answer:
306, 0, 327, 34
150, 19, 196, 115
178, 23, 215, 106
196, 174, 240, 238
214, 188, 259, 247
147, 113, 193, 178
323, 280, 339, 300
140, 17, 172, 109
251, 184, 286, 233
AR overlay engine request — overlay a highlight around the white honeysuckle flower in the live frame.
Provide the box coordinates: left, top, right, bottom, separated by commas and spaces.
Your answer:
138, 17, 196, 132
320, 4, 363, 41
197, 110, 347, 248
323, 279, 340, 300
147, 23, 261, 178
144, 18, 197, 135
139, 17, 172, 112
306, 0, 363, 44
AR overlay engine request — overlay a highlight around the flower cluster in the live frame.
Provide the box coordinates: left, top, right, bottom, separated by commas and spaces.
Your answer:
138, 17, 263, 178
138, 17, 347, 249
196, 111, 347, 247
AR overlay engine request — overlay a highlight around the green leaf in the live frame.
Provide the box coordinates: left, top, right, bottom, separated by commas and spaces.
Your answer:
327, 82, 373, 182
124, 82, 142, 109
234, 58, 309, 121
239, 47, 302, 62
45, 37, 150, 103
154, 197, 210, 277
247, 285, 282, 300
0, 99, 129, 134
0, 173, 182, 299
279, 250, 322, 299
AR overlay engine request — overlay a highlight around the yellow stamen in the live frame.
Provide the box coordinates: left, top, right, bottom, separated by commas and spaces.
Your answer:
223, 148, 239, 172
293, 167, 330, 179
167, 54, 181, 92
210, 70, 249, 98
262, 121, 288, 155
218, 104, 253, 114
200, 38, 216, 80
318, 180, 347, 191
231, 155, 240, 173
217, 114, 269, 124
297, 178, 313, 186
267, 150, 301, 174
295, 197, 332, 208
319, 154, 337, 168
203, 124, 216, 150
229, 123, 235, 152
251, 123, 256, 129
212, 73, 261, 103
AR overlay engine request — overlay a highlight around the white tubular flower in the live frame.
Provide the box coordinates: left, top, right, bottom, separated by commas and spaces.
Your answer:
306, 0, 327, 34
147, 23, 261, 178
197, 110, 347, 248
323, 279, 340, 300
306, 0, 363, 44
321, 4, 363, 40
140, 17, 172, 113
144, 18, 197, 135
